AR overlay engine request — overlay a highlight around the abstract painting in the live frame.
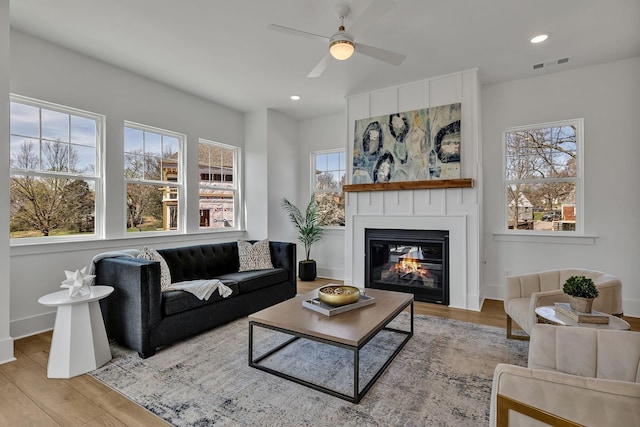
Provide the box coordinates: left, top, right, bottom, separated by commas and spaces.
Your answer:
352, 103, 461, 184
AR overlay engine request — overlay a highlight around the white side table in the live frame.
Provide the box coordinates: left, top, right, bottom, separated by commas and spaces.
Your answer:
38, 285, 114, 378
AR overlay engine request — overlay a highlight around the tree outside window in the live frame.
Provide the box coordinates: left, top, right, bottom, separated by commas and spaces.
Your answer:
9, 97, 101, 239
504, 119, 582, 232
313, 150, 345, 227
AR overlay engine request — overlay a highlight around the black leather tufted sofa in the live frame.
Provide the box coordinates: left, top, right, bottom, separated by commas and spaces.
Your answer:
96, 241, 296, 358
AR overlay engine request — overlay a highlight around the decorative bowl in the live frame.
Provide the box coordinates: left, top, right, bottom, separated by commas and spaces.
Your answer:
317, 285, 360, 307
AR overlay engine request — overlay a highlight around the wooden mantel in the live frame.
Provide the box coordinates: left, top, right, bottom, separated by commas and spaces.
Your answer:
343, 178, 474, 193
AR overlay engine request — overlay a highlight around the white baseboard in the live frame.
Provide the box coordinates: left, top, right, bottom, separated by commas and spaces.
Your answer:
0, 336, 15, 365
482, 283, 504, 301
317, 267, 344, 282
11, 311, 55, 339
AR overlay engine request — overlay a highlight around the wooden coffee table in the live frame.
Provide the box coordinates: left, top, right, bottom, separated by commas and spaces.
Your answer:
248, 288, 413, 403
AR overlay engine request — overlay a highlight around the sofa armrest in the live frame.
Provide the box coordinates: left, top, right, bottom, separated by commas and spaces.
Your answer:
525, 289, 570, 331
491, 363, 640, 427
95, 257, 162, 355
268, 241, 296, 281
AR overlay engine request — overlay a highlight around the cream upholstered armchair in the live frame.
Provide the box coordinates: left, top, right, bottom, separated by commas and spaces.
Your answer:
504, 268, 622, 339
491, 324, 640, 427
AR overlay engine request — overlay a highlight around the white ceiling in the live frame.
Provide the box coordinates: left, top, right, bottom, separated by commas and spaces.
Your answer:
9, 0, 640, 120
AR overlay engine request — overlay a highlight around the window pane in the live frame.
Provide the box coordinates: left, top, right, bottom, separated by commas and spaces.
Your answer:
163, 136, 179, 156
72, 144, 96, 175
315, 192, 345, 226
124, 127, 143, 153
70, 116, 97, 147
507, 182, 576, 231
124, 152, 144, 179
10, 102, 39, 138
10, 136, 39, 170
41, 109, 69, 143
144, 154, 162, 180
10, 175, 95, 238
42, 140, 69, 172
144, 132, 162, 157
506, 125, 577, 180
199, 189, 234, 229
126, 182, 178, 232
327, 152, 341, 170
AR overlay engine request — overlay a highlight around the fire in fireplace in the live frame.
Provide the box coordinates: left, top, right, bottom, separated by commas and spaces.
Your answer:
365, 229, 449, 304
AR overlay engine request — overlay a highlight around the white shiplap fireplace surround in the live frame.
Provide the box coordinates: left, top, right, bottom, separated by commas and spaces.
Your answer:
343, 69, 482, 311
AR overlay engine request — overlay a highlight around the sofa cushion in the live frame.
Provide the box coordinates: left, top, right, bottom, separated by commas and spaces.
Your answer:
237, 239, 274, 272
138, 246, 172, 291
218, 268, 288, 294
161, 280, 239, 316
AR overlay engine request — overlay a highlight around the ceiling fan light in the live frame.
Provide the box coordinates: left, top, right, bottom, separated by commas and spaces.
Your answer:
329, 39, 355, 60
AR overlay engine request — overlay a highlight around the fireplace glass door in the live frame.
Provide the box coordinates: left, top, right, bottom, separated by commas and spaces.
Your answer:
365, 229, 449, 305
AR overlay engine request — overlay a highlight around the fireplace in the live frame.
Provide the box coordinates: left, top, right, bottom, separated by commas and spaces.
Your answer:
365, 228, 449, 305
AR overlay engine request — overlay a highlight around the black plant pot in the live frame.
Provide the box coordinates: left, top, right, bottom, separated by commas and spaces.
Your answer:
298, 260, 317, 281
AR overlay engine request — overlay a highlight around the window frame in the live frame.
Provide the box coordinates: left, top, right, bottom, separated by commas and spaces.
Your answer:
123, 121, 185, 235
311, 148, 346, 228
9, 94, 105, 244
502, 118, 584, 235
197, 138, 241, 231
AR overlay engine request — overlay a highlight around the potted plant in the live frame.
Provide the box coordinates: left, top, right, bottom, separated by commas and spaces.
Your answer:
562, 275, 599, 312
282, 197, 324, 281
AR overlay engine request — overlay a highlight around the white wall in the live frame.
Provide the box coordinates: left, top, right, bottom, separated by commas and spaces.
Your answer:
244, 110, 269, 239
9, 30, 247, 338
344, 70, 482, 311
266, 109, 298, 243
0, 0, 15, 364
298, 113, 346, 279
482, 57, 640, 316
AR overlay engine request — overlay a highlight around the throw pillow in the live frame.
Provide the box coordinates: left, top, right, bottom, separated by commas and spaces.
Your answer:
138, 246, 172, 291
237, 239, 274, 272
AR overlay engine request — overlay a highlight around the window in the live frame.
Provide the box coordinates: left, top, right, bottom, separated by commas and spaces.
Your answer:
312, 149, 345, 226
504, 119, 583, 233
9, 95, 103, 240
198, 139, 240, 229
124, 123, 183, 232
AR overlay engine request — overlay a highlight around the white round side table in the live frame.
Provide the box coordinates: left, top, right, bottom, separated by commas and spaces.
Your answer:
38, 285, 114, 379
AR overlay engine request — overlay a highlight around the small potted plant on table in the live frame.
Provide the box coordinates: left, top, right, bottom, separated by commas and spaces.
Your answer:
282, 197, 324, 281
563, 275, 599, 313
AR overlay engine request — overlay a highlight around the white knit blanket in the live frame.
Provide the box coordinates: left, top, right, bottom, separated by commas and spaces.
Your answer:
88, 249, 141, 284
166, 279, 233, 300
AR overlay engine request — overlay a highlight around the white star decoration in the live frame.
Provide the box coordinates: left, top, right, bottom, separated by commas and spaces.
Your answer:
60, 267, 95, 297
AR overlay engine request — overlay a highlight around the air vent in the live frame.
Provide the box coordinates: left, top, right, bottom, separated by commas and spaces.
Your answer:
532, 57, 570, 70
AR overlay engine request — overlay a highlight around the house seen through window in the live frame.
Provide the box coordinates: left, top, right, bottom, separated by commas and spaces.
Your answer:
198, 139, 239, 229
313, 149, 345, 227
9, 95, 103, 240
505, 119, 582, 233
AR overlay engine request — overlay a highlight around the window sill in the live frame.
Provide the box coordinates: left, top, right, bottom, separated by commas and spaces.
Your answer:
493, 232, 596, 245
10, 229, 246, 257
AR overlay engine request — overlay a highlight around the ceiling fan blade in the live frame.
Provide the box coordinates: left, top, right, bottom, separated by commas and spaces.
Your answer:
349, 0, 394, 35
307, 53, 331, 78
267, 24, 329, 43
355, 42, 406, 66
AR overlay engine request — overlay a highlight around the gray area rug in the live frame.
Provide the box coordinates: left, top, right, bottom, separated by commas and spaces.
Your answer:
91, 313, 528, 426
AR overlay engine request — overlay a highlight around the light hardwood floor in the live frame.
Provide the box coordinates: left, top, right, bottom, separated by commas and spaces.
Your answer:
2, 278, 638, 426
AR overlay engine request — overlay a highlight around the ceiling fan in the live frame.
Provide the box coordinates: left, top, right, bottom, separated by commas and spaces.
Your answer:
267, 0, 406, 78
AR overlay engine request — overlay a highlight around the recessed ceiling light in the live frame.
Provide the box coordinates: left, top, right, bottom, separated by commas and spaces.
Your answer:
290, 95, 301, 101
530, 34, 549, 44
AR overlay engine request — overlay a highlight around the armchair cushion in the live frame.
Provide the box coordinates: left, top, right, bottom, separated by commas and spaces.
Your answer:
490, 324, 640, 426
